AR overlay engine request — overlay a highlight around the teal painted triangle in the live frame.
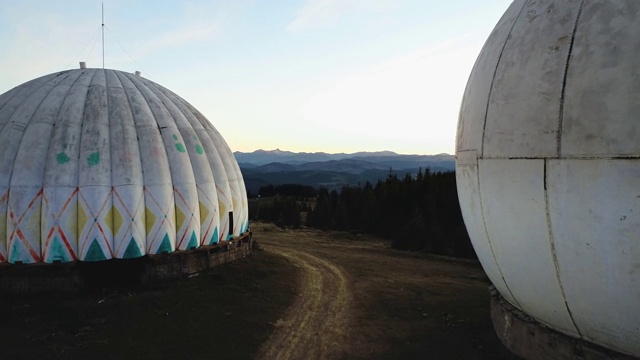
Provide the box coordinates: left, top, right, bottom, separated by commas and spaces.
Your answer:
123, 238, 142, 259
9, 239, 24, 263
85, 239, 107, 261
157, 233, 173, 253
188, 231, 198, 249
226, 233, 234, 240
210, 227, 219, 245
49, 236, 70, 262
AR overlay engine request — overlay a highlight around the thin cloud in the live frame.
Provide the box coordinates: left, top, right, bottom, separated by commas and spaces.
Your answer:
136, 22, 222, 57
287, 0, 395, 32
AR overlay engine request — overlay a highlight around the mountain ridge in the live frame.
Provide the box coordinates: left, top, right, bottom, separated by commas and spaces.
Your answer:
235, 149, 456, 193
234, 149, 454, 167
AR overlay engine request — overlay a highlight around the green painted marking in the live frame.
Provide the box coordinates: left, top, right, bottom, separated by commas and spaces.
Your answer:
211, 227, 219, 245
10, 240, 24, 263
175, 143, 186, 153
56, 152, 70, 164
49, 236, 70, 262
158, 233, 173, 253
188, 231, 198, 249
195, 144, 204, 155
85, 239, 107, 261
123, 238, 142, 259
172, 134, 179, 140
87, 152, 100, 166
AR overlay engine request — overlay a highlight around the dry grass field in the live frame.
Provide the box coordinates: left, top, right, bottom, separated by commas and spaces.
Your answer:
0, 222, 517, 359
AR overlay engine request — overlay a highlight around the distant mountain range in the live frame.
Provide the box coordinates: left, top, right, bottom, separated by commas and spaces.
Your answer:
234, 149, 455, 193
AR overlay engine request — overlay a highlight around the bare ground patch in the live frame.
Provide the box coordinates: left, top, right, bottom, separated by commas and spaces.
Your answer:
253, 222, 517, 359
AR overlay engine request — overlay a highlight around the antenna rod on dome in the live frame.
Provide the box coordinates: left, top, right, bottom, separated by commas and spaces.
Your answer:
102, 2, 105, 69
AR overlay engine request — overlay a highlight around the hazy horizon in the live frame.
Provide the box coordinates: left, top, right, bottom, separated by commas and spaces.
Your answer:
0, 0, 512, 155
234, 148, 453, 156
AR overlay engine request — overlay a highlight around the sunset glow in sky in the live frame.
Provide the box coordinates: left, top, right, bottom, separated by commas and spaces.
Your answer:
0, 0, 512, 155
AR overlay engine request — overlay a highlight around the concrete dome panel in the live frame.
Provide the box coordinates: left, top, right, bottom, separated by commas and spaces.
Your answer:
562, 1, 640, 156
478, 158, 578, 336
456, 150, 519, 307
483, 0, 582, 158
457, 0, 640, 356
0, 68, 248, 263
457, 0, 526, 153
548, 159, 640, 354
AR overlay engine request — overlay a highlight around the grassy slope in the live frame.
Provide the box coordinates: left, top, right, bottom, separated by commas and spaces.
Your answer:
0, 247, 298, 360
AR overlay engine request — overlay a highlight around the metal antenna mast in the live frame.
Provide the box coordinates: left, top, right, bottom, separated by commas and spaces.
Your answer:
102, 2, 105, 69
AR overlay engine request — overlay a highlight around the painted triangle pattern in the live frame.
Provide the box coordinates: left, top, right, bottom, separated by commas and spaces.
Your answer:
143, 184, 175, 254
0, 189, 9, 262
197, 184, 219, 246
112, 185, 145, 258
85, 238, 107, 261
123, 237, 142, 259
7, 187, 43, 263
77, 186, 114, 261
174, 184, 200, 250
48, 236, 70, 263
42, 187, 78, 263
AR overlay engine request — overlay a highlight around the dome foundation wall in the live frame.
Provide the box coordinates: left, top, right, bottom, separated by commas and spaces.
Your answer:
490, 286, 635, 360
0, 233, 252, 293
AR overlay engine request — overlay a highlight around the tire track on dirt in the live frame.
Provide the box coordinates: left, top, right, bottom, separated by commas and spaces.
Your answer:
257, 242, 351, 360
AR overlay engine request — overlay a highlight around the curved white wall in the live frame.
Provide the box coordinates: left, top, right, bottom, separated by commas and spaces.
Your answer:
0, 68, 248, 263
456, 0, 640, 356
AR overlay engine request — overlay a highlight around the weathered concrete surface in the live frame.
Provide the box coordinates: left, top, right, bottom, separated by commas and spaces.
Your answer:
457, 0, 640, 357
0, 68, 249, 264
490, 287, 636, 360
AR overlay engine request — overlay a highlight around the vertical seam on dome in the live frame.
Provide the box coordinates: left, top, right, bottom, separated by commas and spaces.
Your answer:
543, 159, 582, 337
125, 72, 183, 249
141, 78, 200, 249
549, 0, 585, 331
480, 1, 529, 158
152, 85, 229, 240
109, 71, 149, 255
103, 69, 116, 257
40, 71, 85, 262
114, 71, 152, 253
6, 72, 74, 263
476, 157, 523, 309
557, 0, 584, 158
76, 69, 100, 258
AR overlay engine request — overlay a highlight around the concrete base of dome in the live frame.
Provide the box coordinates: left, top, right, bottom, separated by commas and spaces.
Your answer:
0, 232, 253, 293
490, 286, 635, 360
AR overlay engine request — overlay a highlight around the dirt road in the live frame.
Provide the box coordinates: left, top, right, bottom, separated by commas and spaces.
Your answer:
257, 242, 351, 359
253, 222, 517, 359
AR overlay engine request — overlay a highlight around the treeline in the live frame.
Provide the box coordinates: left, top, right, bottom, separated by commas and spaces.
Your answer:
250, 169, 476, 259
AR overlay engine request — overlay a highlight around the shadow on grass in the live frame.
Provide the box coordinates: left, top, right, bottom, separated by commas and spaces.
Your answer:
0, 245, 299, 360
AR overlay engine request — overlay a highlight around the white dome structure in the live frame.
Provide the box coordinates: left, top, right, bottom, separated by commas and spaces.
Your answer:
0, 68, 248, 264
456, 0, 640, 357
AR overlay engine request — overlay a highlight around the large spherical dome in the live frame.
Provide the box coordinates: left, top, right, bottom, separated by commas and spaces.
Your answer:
0, 68, 248, 264
456, 0, 640, 356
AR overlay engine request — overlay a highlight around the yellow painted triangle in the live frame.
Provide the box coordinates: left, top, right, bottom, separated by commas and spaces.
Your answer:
78, 203, 88, 235
175, 205, 186, 231
26, 206, 41, 238
112, 205, 124, 236
199, 201, 210, 223
66, 201, 78, 240
145, 206, 157, 236
218, 200, 226, 217
104, 204, 113, 233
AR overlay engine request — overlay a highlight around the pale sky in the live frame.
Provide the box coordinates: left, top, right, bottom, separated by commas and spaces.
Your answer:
0, 0, 512, 155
